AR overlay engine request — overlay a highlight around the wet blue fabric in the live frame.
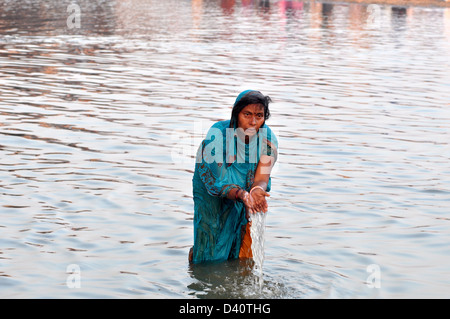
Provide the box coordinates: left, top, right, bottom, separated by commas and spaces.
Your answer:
192, 119, 278, 264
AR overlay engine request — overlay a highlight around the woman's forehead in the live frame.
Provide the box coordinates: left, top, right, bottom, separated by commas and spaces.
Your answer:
241, 104, 264, 112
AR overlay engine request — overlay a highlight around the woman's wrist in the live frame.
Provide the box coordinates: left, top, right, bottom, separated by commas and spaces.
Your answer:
235, 188, 243, 201
241, 190, 249, 202
235, 188, 249, 202
250, 185, 265, 195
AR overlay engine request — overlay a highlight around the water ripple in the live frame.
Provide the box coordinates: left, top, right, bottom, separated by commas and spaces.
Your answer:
1, 0, 450, 298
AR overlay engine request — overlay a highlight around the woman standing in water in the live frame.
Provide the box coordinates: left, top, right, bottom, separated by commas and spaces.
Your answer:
190, 90, 278, 264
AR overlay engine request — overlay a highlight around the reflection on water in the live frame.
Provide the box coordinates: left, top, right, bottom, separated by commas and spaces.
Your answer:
188, 259, 301, 299
1, 0, 450, 298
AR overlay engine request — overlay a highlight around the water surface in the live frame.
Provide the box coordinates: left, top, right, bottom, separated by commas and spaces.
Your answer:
1, 0, 450, 298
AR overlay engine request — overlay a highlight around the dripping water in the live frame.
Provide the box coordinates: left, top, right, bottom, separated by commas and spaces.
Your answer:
250, 212, 267, 290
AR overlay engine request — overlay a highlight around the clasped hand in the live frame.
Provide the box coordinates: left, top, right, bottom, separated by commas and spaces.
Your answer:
241, 188, 270, 218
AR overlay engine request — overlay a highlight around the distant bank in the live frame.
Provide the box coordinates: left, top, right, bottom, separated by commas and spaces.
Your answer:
319, 0, 450, 7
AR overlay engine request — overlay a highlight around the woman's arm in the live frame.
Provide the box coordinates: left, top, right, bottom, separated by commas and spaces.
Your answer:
250, 155, 275, 213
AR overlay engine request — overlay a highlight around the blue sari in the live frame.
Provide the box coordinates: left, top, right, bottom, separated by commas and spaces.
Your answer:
191, 120, 277, 264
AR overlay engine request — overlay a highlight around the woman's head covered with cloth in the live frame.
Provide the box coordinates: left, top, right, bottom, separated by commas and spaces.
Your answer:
230, 90, 272, 129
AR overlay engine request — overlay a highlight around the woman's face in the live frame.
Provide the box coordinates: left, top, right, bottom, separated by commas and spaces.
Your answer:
237, 103, 265, 136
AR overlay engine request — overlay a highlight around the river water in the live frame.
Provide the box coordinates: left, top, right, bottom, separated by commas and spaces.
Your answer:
1, 0, 449, 298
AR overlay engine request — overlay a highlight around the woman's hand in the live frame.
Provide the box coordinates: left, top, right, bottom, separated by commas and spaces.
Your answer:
237, 187, 270, 218
239, 190, 255, 219
249, 187, 270, 213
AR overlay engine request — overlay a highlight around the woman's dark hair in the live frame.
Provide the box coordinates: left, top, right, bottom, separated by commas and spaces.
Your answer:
230, 90, 272, 128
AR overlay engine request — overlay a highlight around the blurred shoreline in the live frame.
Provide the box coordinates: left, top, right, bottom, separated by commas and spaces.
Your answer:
320, 0, 450, 8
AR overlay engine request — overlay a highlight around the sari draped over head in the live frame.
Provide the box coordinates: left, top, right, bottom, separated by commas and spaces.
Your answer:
192, 119, 278, 264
